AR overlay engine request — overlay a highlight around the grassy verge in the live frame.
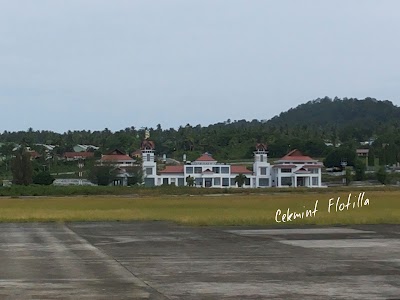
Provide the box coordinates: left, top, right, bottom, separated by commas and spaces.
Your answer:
1, 184, 400, 197
0, 190, 398, 225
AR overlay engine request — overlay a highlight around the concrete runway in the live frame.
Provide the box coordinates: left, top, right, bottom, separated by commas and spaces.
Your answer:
0, 222, 399, 299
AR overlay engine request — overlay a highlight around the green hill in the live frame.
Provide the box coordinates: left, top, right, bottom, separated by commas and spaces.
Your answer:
269, 97, 400, 127
1, 97, 400, 165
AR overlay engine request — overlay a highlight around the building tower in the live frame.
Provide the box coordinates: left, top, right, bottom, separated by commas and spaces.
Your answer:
141, 139, 157, 186
253, 143, 271, 187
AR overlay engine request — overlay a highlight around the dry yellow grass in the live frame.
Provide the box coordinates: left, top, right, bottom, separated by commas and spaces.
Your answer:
0, 190, 398, 225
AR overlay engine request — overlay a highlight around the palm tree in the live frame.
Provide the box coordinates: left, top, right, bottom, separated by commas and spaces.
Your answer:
234, 173, 247, 188
186, 175, 195, 187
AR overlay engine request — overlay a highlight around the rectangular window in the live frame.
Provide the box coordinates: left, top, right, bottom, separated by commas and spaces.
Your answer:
312, 177, 318, 186
259, 178, 269, 186
222, 178, 229, 186
194, 167, 202, 174
195, 178, 203, 186
245, 178, 250, 186
221, 167, 229, 174
260, 167, 267, 175
178, 178, 184, 186
281, 177, 292, 186
212, 167, 220, 173
147, 154, 150, 162
162, 178, 169, 185
260, 155, 264, 162
281, 168, 292, 173
213, 177, 221, 186
186, 167, 193, 174
146, 168, 153, 175
230, 178, 236, 186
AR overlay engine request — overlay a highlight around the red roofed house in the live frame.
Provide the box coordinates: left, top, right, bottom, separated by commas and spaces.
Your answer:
99, 149, 135, 167
27, 150, 41, 160
272, 149, 323, 187
63, 152, 94, 161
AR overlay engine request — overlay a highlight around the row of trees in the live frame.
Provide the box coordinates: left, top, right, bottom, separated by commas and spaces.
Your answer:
2, 98, 400, 169
10, 148, 55, 185
6, 149, 142, 187
344, 166, 389, 185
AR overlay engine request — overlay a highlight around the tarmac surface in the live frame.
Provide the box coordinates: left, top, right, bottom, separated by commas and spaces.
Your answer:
0, 222, 399, 299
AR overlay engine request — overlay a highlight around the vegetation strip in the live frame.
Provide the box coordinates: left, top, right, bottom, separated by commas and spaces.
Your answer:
0, 190, 398, 225
1, 185, 400, 197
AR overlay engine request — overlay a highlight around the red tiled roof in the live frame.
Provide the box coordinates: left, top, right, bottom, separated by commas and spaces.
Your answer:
131, 150, 142, 157
303, 164, 323, 168
273, 164, 296, 168
195, 153, 216, 162
64, 152, 94, 158
231, 165, 252, 174
159, 165, 184, 174
28, 151, 41, 159
100, 154, 134, 161
356, 149, 369, 154
107, 149, 126, 155
279, 149, 315, 162
295, 168, 310, 174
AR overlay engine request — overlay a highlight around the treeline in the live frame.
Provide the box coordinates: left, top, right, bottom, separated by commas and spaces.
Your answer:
1, 97, 400, 166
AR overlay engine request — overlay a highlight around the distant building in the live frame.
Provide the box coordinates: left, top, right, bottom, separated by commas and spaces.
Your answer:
356, 148, 369, 167
98, 149, 136, 168
130, 149, 142, 159
73, 144, 99, 152
63, 152, 95, 161
27, 150, 41, 160
271, 149, 323, 187
356, 149, 369, 157
35, 144, 56, 151
141, 141, 323, 188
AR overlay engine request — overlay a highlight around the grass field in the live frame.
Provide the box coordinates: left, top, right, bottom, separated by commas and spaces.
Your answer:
0, 190, 399, 225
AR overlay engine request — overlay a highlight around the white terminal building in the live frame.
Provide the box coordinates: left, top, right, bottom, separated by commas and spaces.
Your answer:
140, 140, 324, 188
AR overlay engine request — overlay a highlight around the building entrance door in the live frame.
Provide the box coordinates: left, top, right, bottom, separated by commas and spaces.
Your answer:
204, 178, 212, 187
297, 177, 304, 187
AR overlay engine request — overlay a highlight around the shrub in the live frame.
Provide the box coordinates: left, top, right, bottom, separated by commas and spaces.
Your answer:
376, 166, 388, 184
33, 171, 55, 185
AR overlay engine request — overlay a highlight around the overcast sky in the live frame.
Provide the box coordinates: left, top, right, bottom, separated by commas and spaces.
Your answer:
1, 0, 400, 132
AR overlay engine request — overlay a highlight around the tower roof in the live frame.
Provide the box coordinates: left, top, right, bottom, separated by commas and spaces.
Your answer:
195, 152, 216, 162
141, 140, 155, 150
255, 143, 268, 151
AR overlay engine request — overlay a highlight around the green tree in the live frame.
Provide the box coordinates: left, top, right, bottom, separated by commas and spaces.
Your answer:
33, 171, 55, 185
345, 168, 352, 186
88, 165, 113, 186
0, 143, 15, 171
376, 166, 388, 184
11, 148, 33, 185
234, 173, 247, 188
323, 147, 357, 168
126, 166, 143, 186
186, 175, 195, 187
354, 159, 366, 181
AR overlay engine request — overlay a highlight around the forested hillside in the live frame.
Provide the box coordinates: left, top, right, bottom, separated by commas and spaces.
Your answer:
1, 97, 400, 166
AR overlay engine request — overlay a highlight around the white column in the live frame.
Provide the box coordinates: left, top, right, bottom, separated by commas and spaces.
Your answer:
318, 169, 322, 187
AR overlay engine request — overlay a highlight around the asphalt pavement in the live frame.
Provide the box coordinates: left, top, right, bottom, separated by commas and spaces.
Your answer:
0, 222, 399, 299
